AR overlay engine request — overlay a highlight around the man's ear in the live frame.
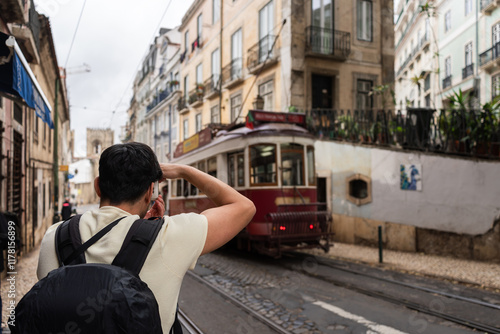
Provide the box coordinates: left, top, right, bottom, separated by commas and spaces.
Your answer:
145, 182, 154, 203
94, 177, 101, 198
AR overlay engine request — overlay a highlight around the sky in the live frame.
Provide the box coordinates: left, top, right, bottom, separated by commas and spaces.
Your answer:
35, 0, 194, 157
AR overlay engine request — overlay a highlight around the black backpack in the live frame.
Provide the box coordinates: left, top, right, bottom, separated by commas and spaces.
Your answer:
10, 214, 182, 334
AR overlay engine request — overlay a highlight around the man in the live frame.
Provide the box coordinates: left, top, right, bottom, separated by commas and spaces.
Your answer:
37, 142, 256, 332
61, 198, 72, 220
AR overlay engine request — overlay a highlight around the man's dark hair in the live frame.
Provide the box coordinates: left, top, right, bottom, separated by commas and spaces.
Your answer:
98, 142, 162, 204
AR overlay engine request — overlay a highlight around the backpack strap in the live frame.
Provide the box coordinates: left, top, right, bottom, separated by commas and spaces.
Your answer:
55, 214, 83, 266
112, 217, 165, 276
56, 215, 126, 266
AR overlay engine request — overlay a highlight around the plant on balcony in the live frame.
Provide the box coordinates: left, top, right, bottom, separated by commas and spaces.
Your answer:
169, 80, 179, 88
196, 83, 205, 95
337, 115, 359, 141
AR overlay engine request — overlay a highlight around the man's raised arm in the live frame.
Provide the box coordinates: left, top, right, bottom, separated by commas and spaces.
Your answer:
161, 163, 256, 255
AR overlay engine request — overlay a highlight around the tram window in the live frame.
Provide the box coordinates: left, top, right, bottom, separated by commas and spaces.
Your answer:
237, 154, 244, 187
176, 179, 182, 197
307, 146, 316, 186
228, 155, 236, 187
281, 143, 304, 186
190, 164, 198, 196
208, 157, 217, 178
183, 179, 189, 197
250, 144, 277, 185
198, 160, 206, 173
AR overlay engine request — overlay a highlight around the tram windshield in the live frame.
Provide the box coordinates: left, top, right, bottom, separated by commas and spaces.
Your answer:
281, 143, 304, 186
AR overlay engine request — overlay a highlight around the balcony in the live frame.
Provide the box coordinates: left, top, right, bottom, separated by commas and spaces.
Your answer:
222, 58, 243, 89
247, 35, 280, 74
462, 64, 474, 80
305, 26, 350, 60
188, 86, 205, 107
204, 75, 221, 99
146, 88, 174, 114
9, 0, 40, 63
178, 97, 188, 114
479, 42, 500, 73
480, 0, 500, 14
442, 75, 452, 89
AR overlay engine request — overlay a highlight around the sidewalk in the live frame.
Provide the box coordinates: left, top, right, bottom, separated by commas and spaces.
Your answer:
303, 242, 500, 291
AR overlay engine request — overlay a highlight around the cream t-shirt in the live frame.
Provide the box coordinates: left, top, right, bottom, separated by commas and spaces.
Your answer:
37, 206, 208, 333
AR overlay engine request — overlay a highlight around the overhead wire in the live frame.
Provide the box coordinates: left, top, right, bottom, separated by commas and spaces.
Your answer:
64, 0, 87, 69
109, 0, 175, 125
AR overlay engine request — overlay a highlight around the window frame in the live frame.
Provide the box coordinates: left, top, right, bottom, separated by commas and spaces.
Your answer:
444, 10, 451, 32
280, 143, 305, 187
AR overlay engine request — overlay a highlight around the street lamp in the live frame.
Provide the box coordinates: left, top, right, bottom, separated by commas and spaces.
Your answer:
253, 95, 264, 110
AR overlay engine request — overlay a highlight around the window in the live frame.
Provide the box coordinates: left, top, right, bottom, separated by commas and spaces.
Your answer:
230, 94, 242, 122
227, 153, 244, 187
346, 174, 372, 206
307, 146, 316, 186
211, 105, 220, 123
425, 94, 431, 107
211, 48, 220, 89
231, 29, 243, 80
190, 164, 198, 196
258, 79, 274, 111
281, 143, 304, 186
195, 113, 202, 132
197, 13, 203, 41
465, 0, 472, 16
184, 75, 189, 100
196, 63, 203, 86
250, 144, 277, 185
207, 157, 217, 178
425, 18, 430, 41
444, 11, 451, 32
213, 0, 220, 24
424, 74, 431, 91
184, 30, 189, 53
445, 57, 451, 77
14, 103, 23, 124
183, 119, 189, 140
465, 42, 473, 66
357, 0, 372, 41
259, 1, 274, 62
356, 79, 373, 110
492, 74, 500, 99
493, 23, 500, 46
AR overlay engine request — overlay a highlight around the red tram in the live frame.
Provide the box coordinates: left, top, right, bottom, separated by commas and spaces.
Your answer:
167, 111, 332, 257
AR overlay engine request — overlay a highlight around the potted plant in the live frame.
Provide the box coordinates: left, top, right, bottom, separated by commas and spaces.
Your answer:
169, 80, 179, 88
196, 83, 205, 95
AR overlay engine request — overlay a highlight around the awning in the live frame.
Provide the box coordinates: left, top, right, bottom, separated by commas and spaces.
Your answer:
0, 32, 53, 129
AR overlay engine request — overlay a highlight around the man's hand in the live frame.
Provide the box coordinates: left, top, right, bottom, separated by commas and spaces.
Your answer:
145, 195, 165, 219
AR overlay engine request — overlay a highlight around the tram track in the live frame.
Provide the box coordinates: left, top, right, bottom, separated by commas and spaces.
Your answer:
178, 308, 205, 334
285, 251, 500, 334
185, 270, 295, 334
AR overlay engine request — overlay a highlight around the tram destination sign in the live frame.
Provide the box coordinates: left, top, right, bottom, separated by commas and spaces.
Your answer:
174, 127, 212, 158
245, 110, 306, 129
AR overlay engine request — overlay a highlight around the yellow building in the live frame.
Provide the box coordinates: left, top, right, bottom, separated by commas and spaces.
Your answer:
177, 0, 394, 140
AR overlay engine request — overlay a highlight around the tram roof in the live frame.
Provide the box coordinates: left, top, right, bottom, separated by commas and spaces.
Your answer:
172, 122, 312, 161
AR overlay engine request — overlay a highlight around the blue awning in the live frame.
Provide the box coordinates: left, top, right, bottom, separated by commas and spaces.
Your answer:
0, 32, 54, 129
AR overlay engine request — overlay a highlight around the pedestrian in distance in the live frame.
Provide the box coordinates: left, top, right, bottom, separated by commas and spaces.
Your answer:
61, 198, 72, 220
30, 142, 256, 333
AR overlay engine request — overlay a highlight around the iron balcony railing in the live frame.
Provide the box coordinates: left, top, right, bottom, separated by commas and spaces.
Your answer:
222, 58, 243, 85
177, 97, 187, 111
306, 26, 350, 59
462, 63, 474, 79
188, 86, 204, 105
204, 75, 221, 96
146, 88, 174, 113
479, 42, 500, 66
247, 35, 279, 69
442, 75, 452, 89
303, 108, 500, 159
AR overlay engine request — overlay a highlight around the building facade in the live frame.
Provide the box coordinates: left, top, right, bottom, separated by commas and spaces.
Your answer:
0, 1, 71, 252
395, 0, 500, 109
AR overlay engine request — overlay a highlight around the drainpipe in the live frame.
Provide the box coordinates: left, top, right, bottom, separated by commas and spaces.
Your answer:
475, 0, 480, 104
53, 77, 59, 223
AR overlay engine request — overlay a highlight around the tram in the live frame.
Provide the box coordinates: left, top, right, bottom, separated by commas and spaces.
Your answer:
167, 110, 332, 257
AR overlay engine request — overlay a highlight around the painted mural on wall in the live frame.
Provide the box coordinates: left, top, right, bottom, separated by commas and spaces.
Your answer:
400, 164, 422, 191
